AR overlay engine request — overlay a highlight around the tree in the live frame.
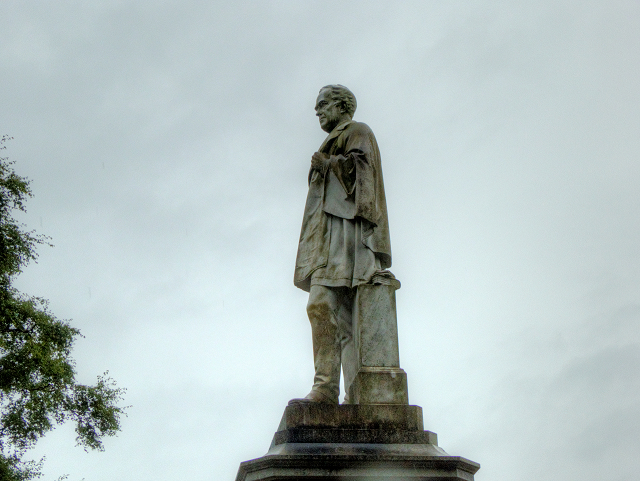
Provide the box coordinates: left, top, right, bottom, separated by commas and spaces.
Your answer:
0, 135, 126, 480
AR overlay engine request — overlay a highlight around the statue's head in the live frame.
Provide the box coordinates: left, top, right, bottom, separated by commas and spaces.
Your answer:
319, 85, 357, 118
315, 85, 357, 133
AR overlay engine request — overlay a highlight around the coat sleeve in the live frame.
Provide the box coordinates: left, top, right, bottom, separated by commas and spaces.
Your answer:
345, 122, 392, 269
342, 123, 378, 227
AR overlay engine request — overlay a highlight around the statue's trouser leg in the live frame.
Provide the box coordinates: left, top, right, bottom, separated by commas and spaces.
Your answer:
339, 289, 356, 403
307, 285, 355, 402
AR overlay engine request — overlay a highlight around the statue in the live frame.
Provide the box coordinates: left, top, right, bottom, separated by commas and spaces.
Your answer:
291, 85, 397, 405
234, 85, 481, 481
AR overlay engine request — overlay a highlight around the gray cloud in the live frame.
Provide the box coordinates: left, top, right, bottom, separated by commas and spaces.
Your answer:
1, 1, 639, 480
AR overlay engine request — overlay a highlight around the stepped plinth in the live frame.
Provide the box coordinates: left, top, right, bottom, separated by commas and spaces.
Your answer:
235, 403, 480, 481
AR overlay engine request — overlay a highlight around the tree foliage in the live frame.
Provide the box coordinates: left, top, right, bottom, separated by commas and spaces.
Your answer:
0, 136, 126, 480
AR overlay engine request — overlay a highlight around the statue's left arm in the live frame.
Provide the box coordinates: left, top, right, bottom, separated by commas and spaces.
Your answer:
342, 122, 391, 268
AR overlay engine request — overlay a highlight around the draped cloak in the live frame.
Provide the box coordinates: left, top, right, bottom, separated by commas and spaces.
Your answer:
294, 120, 392, 292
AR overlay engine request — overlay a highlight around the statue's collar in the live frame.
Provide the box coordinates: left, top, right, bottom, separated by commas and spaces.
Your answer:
332, 120, 353, 132
319, 120, 353, 151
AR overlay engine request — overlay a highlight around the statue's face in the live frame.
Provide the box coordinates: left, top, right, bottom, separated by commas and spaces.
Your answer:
315, 89, 343, 133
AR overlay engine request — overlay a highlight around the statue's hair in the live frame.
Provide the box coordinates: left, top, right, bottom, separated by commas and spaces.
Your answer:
320, 84, 357, 118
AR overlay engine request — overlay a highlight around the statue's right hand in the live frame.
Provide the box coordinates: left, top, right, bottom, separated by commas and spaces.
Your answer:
311, 152, 328, 172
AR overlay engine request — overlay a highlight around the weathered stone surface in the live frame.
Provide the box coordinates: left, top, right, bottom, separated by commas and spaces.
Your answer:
237, 453, 480, 481
349, 366, 409, 404
355, 283, 401, 368
278, 403, 424, 431
349, 283, 409, 404
271, 403, 434, 447
273, 428, 437, 445
235, 404, 479, 481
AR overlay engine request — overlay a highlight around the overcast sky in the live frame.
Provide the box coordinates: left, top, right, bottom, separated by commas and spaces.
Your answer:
1, 1, 639, 480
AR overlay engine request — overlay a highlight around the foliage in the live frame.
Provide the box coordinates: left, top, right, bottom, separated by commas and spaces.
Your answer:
0, 136, 126, 480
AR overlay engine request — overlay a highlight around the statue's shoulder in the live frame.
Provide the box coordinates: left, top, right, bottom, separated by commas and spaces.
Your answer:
344, 121, 375, 138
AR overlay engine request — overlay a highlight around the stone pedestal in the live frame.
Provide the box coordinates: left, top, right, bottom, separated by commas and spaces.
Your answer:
235, 404, 480, 481
235, 277, 479, 479
350, 281, 409, 404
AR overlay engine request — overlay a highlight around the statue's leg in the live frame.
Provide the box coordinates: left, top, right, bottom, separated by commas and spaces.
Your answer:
306, 285, 341, 402
338, 288, 356, 403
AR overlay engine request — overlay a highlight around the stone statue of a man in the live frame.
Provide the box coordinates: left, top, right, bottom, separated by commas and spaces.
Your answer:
292, 85, 393, 404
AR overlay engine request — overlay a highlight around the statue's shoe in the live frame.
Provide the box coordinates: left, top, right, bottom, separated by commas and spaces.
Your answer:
288, 390, 338, 405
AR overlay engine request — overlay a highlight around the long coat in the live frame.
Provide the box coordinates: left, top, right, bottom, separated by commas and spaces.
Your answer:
294, 120, 392, 292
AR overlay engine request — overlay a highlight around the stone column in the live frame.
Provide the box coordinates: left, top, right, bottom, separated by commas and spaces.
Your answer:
348, 279, 409, 404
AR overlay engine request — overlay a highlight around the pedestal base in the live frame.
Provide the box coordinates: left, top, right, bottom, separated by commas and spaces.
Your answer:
235, 404, 479, 481
349, 367, 409, 404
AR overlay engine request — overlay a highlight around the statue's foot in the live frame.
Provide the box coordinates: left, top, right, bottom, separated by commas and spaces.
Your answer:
288, 390, 338, 405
